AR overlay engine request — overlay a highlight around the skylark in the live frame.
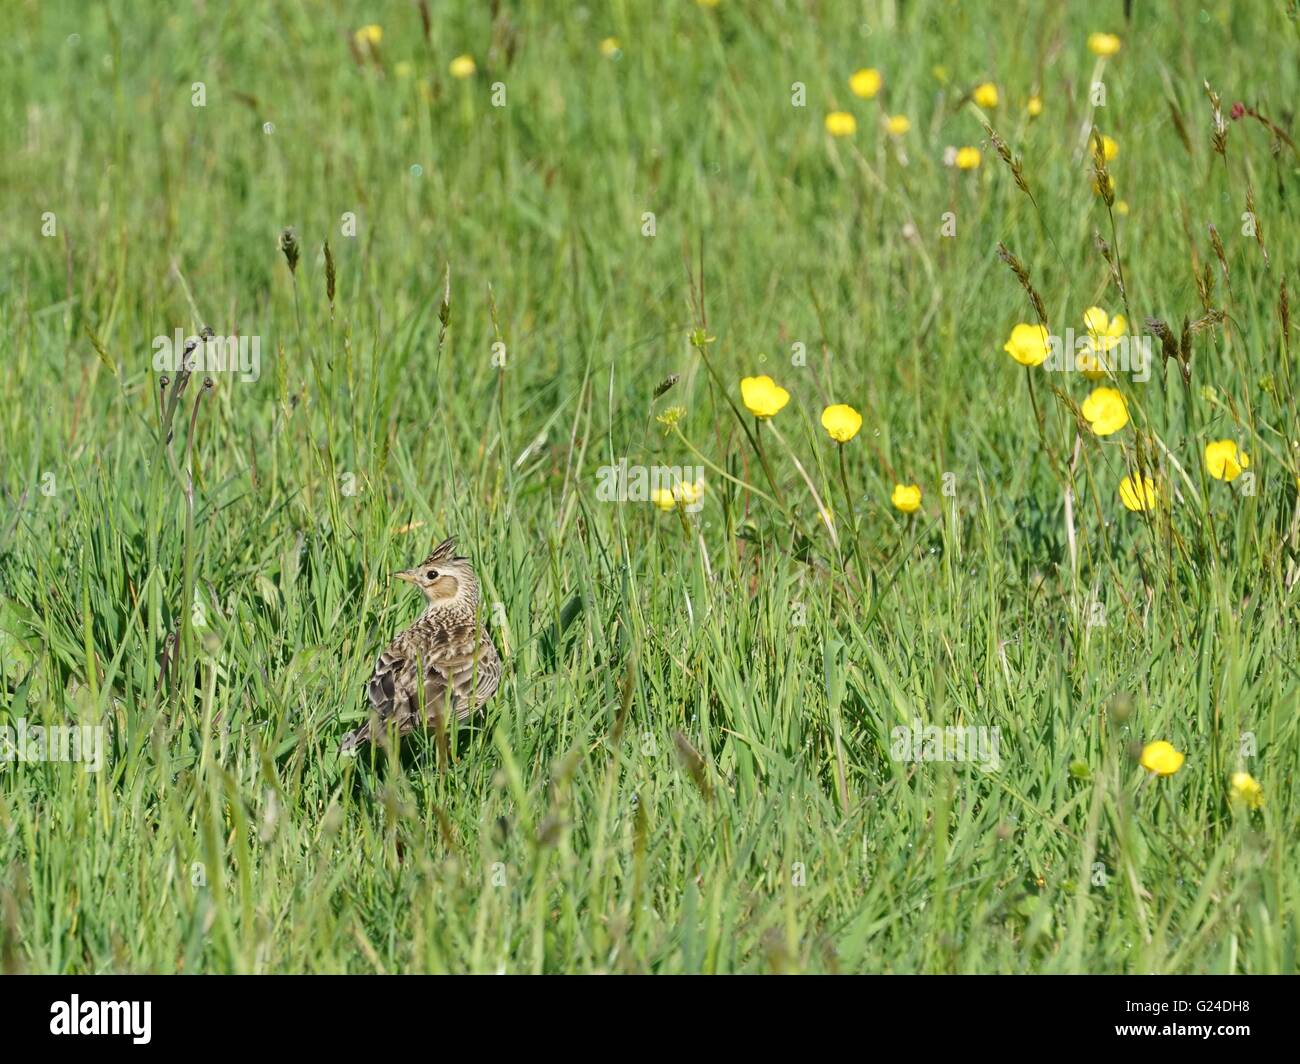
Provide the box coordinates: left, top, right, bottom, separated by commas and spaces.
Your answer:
341, 537, 501, 753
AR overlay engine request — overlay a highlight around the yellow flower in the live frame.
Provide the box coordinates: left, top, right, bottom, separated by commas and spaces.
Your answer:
891, 483, 922, 513
1229, 772, 1263, 810
825, 111, 857, 137
1140, 740, 1184, 776
697, 0, 721, 6
1119, 474, 1158, 512
1100, 134, 1119, 161
821, 404, 863, 443
650, 487, 676, 512
849, 68, 882, 99
355, 24, 383, 47
1084, 306, 1126, 343
599, 37, 620, 58
1027, 95, 1043, 118
1079, 306, 1127, 377
972, 82, 999, 108
674, 478, 705, 509
394, 61, 414, 80
1003, 323, 1050, 367
1088, 32, 1122, 57
1081, 387, 1129, 436
652, 477, 704, 512
655, 405, 685, 430
1204, 439, 1249, 481
449, 54, 477, 79
1115, 200, 1130, 216
740, 375, 790, 419
1075, 348, 1105, 379
885, 114, 911, 136
954, 146, 982, 170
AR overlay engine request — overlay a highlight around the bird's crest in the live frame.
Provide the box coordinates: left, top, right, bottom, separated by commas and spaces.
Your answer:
420, 536, 466, 567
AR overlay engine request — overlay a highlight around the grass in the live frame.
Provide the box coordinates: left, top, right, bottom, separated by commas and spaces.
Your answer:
1, 0, 1298, 974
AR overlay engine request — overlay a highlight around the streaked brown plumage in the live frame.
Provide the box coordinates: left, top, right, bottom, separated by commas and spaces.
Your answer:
341, 537, 500, 753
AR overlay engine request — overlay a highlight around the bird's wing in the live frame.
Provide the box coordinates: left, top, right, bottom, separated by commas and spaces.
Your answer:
431, 629, 500, 721
339, 642, 419, 752
367, 642, 416, 723
418, 620, 495, 722
347, 621, 500, 752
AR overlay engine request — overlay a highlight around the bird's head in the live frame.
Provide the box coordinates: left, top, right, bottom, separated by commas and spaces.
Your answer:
395, 537, 478, 607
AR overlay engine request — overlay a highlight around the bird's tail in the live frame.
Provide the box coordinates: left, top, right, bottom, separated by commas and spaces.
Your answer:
340, 720, 372, 754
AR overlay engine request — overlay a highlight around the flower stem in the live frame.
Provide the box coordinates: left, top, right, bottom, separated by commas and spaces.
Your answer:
837, 444, 869, 589
751, 418, 787, 513
672, 426, 777, 506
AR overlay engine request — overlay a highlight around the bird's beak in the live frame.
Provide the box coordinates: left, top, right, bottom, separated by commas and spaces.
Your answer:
393, 569, 418, 584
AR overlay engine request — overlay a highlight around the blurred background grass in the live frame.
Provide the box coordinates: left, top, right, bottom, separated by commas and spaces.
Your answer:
0, 0, 1297, 972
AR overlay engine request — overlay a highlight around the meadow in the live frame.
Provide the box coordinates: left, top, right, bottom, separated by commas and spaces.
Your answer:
1, 0, 1297, 974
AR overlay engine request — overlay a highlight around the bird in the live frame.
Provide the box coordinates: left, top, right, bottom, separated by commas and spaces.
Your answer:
341, 536, 500, 754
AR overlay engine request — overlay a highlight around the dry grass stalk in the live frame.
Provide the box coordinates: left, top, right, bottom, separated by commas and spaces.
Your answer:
1094, 231, 1127, 308
1280, 278, 1291, 354
1167, 97, 1194, 156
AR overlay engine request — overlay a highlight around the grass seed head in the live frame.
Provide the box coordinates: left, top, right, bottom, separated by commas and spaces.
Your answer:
984, 122, 1030, 198
653, 373, 680, 399
279, 226, 300, 274
1145, 317, 1182, 373
1280, 278, 1291, 353
323, 239, 336, 305
1208, 223, 1232, 295
996, 243, 1048, 327
672, 730, 713, 802
1089, 128, 1115, 207
1204, 80, 1228, 157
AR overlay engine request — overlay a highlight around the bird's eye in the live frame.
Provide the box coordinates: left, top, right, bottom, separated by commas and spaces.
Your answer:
425, 570, 438, 580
